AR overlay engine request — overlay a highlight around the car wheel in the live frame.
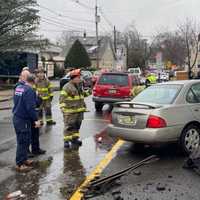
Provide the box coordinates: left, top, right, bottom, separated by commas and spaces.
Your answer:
95, 103, 103, 112
180, 124, 200, 155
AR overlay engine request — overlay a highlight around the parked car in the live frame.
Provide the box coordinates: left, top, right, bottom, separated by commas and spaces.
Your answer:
60, 74, 70, 90
107, 80, 200, 155
60, 70, 93, 90
81, 70, 93, 89
92, 72, 134, 111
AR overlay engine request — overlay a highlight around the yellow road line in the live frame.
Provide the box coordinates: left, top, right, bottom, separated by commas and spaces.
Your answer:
69, 139, 125, 200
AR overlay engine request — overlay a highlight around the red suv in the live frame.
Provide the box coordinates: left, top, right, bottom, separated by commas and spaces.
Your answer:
93, 72, 133, 111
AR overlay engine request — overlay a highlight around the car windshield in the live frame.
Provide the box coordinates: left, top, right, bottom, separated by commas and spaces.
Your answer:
98, 74, 129, 86
133, 84, 182, 104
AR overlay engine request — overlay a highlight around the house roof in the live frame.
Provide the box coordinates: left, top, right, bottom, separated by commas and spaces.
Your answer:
61, 36, 116, 60
41, 45, 62, 54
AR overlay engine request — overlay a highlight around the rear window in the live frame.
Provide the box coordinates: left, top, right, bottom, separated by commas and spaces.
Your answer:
98, 74, 129, 86
133, 84, 182, 104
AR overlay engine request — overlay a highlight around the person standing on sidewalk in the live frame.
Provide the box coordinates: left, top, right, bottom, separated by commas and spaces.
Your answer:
34, 68, 56, 125
13, 74, 41, 172
59, 69, 90, 148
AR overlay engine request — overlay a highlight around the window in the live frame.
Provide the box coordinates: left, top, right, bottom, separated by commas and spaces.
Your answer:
133, 84, 182, 104
187, 83, 200, 103
98, 74, 129, 86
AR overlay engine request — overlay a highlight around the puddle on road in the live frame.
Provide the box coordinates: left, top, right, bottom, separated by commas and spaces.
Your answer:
0, 103, 116, 200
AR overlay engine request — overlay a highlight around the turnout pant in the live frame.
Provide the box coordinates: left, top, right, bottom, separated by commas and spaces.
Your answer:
13, 116, 31, 166
38, 100, 53, 123
63, 112, 84, 142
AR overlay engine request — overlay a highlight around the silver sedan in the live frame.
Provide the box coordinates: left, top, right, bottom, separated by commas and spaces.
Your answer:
107, 80, 200, 154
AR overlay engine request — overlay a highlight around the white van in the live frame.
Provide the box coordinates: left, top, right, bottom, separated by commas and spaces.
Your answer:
128, 67, 142, 76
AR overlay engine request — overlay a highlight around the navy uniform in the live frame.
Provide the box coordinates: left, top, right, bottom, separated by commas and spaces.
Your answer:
13, 80, 38, 169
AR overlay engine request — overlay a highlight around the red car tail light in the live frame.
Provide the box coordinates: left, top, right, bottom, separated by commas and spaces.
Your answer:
146, 115, 167, 128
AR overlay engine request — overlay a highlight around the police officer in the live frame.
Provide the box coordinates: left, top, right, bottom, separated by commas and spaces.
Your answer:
59, 69, 90, 148
34, 68, 56, 125
13, 74, 41, 172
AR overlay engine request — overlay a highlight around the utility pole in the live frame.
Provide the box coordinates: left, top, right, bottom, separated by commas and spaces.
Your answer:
95, 0, 100, 68
114, 26, 117, 53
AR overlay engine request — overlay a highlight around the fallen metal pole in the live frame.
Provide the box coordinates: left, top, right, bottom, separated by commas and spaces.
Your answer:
88, 155, 158, 188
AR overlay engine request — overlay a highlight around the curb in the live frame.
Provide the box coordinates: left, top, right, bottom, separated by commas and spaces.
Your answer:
0, 107, 12, 111
0, 97, 13, 103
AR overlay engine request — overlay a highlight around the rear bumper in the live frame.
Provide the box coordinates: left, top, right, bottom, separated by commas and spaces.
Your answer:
93, 96, 132, 104
107, 124, 184, 143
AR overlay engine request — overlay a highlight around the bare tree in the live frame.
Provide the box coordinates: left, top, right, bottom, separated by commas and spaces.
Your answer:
178, 18, 200, 79
153, 31, 186, 67
123, 23, 148, 69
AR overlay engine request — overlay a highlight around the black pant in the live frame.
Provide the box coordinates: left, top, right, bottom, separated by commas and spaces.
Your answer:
31, 126, 40, 153
13, 116, 31, 165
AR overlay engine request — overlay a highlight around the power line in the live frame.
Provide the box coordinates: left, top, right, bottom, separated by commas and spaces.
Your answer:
69, 0, 94, 10
99, 7, 113, 29
41, 18, 95, 32
38, 3, 95, 23
39, 13, 94, 29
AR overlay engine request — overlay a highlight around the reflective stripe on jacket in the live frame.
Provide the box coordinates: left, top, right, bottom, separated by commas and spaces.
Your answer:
146, 75, 157, 84
59, 81, 88, 114
34, 78, 53, 100
131, 86, 145, 97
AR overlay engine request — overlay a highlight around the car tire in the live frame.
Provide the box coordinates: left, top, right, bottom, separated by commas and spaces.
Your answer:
95, 103, 103, 112
180, 124, 200, 155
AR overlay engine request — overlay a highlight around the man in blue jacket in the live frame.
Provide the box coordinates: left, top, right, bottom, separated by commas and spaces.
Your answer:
13, 74, 41, 172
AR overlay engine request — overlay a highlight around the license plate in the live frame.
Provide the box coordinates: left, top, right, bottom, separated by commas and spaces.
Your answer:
117, 115, 136, 125
109, 89, 117, 94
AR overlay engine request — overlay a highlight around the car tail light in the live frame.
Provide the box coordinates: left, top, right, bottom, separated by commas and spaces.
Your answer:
93, 86, 99, 96
146, 115, 167, 128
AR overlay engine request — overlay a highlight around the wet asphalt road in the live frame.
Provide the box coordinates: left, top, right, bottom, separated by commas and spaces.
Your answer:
0, 93, 115, 200
1, 93, 200, 200
89, 143, 200, 200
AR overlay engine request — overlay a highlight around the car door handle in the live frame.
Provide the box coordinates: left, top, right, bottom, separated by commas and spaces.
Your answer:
194, 109, 199, 112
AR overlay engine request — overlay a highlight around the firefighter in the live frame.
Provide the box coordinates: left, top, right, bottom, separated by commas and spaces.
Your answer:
59, 69, 90, 148
34, 68, 56, 125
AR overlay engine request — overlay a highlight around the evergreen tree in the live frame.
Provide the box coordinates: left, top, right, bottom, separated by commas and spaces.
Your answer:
65, 40, 91, 69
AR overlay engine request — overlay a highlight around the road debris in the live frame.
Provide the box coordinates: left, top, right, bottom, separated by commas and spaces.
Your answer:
156, 183, 166, 191
80, 155, 159, 199
133, 170, 141, 176
4, 190, 26, 200
183, 148, 200, 175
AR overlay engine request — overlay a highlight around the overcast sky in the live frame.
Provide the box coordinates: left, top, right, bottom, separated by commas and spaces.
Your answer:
37, 0, 200, 42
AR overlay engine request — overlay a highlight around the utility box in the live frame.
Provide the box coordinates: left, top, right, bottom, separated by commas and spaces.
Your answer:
176, 71, 188, 80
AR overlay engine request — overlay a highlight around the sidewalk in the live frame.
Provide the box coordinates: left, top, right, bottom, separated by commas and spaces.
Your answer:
0, 90, 13, 103
0, 81, 59, 110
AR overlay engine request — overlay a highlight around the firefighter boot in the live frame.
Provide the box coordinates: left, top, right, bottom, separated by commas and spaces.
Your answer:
71, 138, 82, 146
64, 141, 70, 149
46, 120, 56, 126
